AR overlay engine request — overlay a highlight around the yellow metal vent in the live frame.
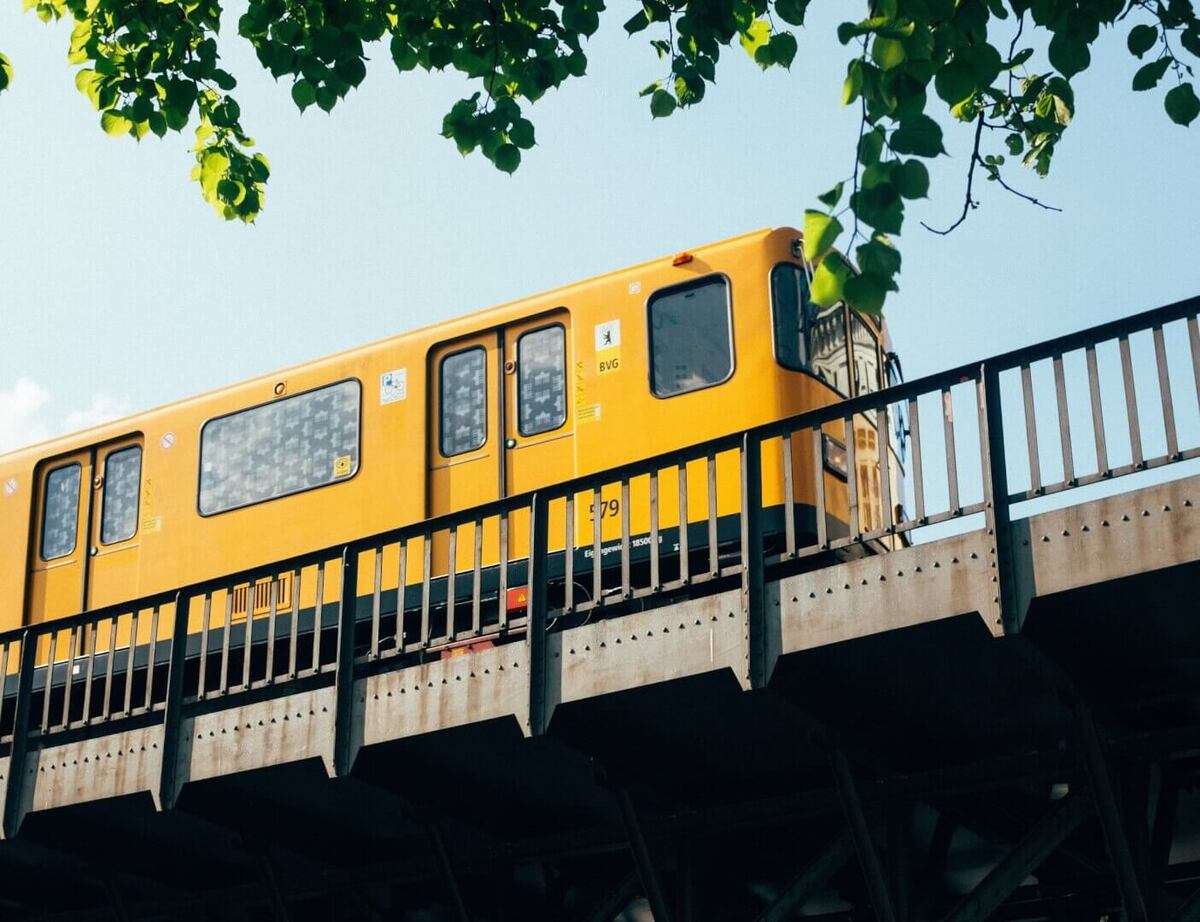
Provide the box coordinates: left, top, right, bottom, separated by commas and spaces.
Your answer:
231, 574, 292, 621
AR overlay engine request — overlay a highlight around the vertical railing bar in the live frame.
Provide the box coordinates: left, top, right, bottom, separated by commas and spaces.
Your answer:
677, 463, 690, 584
1153, 325, 1179, 459
942, 389, 960, 514
649, 472, 661, 592
197, 593, 211, 698
877, 404, 893, 533
498, 513, 510, 632
42, 630, 58, 733
446, 526, 458, 644
781, 432, 796, 557
1188, 315, 1200, 413
124, 609, 139, 715
265, 574, 279, 683
907, 398, 925, 523
0, 642, 9, 731
472, 518, 483, 636
706, 453, 718, 577
1052, 354, 1075, 486
592, 487, 603, 602
564, 497, 575, 612
620, 478, 631, 598
239, 591, 252, 691
394, 543, 406, 653
218, 591, 232, 693
420, 533, 432, 646
1086, 346, 1109, 477
81, 619, 98, 724
102, 616, 117, 718
1020, 363, 1041, 494
845, 415, 860, 538
1119, 335, 1144, 468
370, 545, 383, 659
812, 428, 828, 549
313, 564, 326, 674
145, 605, 160, 710
60, 625, 78, 728
287, 568, 300, 678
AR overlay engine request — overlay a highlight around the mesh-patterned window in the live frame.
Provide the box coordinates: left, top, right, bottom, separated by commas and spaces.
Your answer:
101, 446, 141, 545
199, 380, 361, 516
440, 348, 487, 456
518, 326, 566, 436
41, 463, 81, 561
770, 264, 811, 371
648, 276, 733, 398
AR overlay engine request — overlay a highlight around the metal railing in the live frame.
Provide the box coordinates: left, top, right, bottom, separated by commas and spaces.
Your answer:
1, 293, 1198, 829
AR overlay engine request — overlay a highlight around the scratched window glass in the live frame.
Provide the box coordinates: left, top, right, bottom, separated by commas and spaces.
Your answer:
199, 381, 360, 516
648, 276, 733, 398
41, 463, 81, 560
100, 446, 142, 545
518, 326, 566, 436
440, 348, 487, 456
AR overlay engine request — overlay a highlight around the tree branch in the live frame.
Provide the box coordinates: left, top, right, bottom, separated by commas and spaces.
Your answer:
989, 169, 1063, 212
921, 111, 985, 236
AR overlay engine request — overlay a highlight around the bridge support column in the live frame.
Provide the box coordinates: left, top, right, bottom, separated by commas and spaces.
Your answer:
427, 821, 470, 922
616, 787, 673, 922
741, 434, 778, 691
754, 829, 855, 922
528, 492, 553, 737
831, 749, 895, 922
2, 629, 36, 839
332, 548, 362, 778
158, 591, 192, 811
944, 789, 1089, 922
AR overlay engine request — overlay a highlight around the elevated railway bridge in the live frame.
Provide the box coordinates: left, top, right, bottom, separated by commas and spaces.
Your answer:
3, 298, 1200, 921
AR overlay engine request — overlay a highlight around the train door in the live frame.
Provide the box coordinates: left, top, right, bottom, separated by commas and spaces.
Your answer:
501, 314, 572, 499
26, 435, 144, 626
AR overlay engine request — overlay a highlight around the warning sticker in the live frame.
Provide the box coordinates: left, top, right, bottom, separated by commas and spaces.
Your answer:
578, 403, 602, 423
333, 455, 353, 477
380, 368, 407, 405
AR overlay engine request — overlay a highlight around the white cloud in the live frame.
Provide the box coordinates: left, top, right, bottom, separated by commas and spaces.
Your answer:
0, 379, 131, 455
0, 377, 52, 454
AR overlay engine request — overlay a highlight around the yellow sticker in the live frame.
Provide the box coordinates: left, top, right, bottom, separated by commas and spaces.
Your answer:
333, 455, 352, 477
596, 347, 621, 375
578, 404, 602, 423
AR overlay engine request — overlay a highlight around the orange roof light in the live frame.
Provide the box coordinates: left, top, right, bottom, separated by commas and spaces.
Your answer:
672, 251, 693, 266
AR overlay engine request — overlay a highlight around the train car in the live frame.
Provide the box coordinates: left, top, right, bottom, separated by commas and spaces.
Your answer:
0, 227, 904, 649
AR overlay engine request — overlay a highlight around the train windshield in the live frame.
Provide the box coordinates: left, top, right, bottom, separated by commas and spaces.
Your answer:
771, 263, 851, 396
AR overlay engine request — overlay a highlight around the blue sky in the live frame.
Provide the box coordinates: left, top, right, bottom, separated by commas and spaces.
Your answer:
1, 1, 1198, 454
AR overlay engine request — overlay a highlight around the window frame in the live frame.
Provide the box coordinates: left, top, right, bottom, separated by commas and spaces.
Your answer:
768, 261, 811, 373
99, 444, 142, 546
768, 261, 854, 399
40, 462, 82, 562
516, 322, 568, 438
438, 345, 489, 458
646, 273, 736, 400
196, 378, 363, 518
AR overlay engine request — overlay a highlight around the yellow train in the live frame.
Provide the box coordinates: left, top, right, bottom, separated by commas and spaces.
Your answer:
0, 227, 903, 646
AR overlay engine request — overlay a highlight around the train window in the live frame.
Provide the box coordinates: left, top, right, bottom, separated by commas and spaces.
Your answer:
850, 315, 881, 395
41, 463, 81, 561
809, 304, 851, 397
518, 325, 566, 436
648, 276, 733, 398
199, 380, 361, 516
770, 264, 810, 371
100, 446, 141, 545
440, 347, 487, 456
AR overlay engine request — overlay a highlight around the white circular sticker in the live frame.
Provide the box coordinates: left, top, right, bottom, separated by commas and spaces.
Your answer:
4, 478, 17, 496
160, 432, 176, 450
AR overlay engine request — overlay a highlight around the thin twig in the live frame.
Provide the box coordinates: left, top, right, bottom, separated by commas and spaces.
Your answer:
921, 111, 984, 235
989, 169, 1063, 212
847, 39, 869, 253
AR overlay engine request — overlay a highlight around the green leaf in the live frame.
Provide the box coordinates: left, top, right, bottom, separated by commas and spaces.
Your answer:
624, 10, 650, 33
774, 0, 809, 27
856, 235, 901, 277
739, 18, 771, 59
858, 127, 885, 165
316, 85, 337, 112
0, 53, 12, 93
770, 32, 798, 69
1005, 48, 1034, 70
1048, 32, 1090, 79
810, 253, 850, 307
1127, 24, 1158, 58
934, 60, 976, 105
649, 88, 676, 118
291, 79, 316, 111
1182, 26, 1200, 58
639, 81, 662, 98
510, 118, 536, 149
843, 59, 863, 106
896, 159, 929, 199
802, 209, 843, 262
843, 272, 895, 315
872, 37, 906, 70
889, 114, 945, 156
494, 143, 521, 174
100, 111, 132, 137
1132, 57, 1171, 91
1005, 133, 1025, 155
1165, 82, 1200, 125
334, 56, 366, 87
817, 182, 844, 208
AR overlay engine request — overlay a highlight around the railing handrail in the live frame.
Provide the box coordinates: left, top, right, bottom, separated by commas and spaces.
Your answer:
5, 292, 1198, 652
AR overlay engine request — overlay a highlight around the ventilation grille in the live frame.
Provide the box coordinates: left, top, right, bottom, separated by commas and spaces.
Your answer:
231, 574, 292, 621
